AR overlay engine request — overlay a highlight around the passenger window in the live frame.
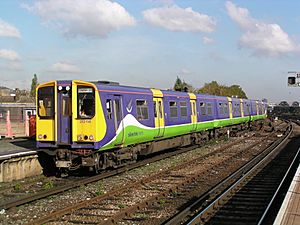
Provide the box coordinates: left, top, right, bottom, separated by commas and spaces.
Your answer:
219, 103, 224, 115
207, 103, 212, 116
78, 86, 95, 119
106, 99, 112, 119
247, 104, 250, 114
200, 102, 206, 116
180, 101, 187, 117
136, 100, 149, 120
114, 99, 122, 121
158, 101, 163, 118
169, 101, 178, 118
62, 97, 71, 116
224, 103, 228, 114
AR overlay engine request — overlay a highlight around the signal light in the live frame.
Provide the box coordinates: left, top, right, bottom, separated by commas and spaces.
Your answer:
38, 134, 43, 139
89, 135, 94, 140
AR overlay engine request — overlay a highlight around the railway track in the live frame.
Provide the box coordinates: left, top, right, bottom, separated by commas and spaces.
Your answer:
22, 123, 287, 225
0, 142, 207, 210
166, 122, 296, 225
1, 121, 280, 211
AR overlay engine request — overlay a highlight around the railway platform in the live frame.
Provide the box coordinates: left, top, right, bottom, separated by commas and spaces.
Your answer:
0, 138, 37, 160
0, 138, 41, 182
274, 163, 300, 225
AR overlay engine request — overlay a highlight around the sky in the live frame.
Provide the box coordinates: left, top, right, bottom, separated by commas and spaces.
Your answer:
0, 0, 300, 104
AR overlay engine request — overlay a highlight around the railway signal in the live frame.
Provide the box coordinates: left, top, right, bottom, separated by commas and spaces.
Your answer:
287, 71, 300, 86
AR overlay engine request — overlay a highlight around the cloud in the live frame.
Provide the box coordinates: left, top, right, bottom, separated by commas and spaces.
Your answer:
23, 0, 135, 38
143, 5, 216, 33
5, 62, 23, 71
49, 62, 81, 73
203, 36, 214, 45
179, 68, 191, 75
0, 49, 21, 61
0, 19, 21, 38
226, 1, 299, 56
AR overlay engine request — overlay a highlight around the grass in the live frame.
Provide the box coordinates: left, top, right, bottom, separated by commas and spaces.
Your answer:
135, 213, 149, 220
158, 199, 166, 205
14, 182, 22, 191
118, 203, 126, 209
43, 181, 54, 190
95, 181, 105, 196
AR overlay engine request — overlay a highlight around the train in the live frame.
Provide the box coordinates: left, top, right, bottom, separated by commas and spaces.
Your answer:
36, 80, 267, 174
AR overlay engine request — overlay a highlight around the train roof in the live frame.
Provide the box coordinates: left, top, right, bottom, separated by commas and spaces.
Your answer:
95, 82, 153, 96
44, 80, 263, 102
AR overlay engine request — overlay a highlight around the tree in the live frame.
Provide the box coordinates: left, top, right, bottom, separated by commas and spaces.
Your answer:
198, 81, 221, 95
227, 84, 247, 98
198, 81, 247, 98
30, 74, 38, 98
173, 76, 195, 92
174, 76, 184, 91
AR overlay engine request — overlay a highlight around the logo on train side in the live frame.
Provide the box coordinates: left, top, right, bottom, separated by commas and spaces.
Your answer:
126, 99, 133, 113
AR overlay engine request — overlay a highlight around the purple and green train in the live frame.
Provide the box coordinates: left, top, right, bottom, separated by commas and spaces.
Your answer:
36, 80, 267, 173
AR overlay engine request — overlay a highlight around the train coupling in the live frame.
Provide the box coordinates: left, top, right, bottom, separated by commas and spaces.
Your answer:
56, 160, 72, 168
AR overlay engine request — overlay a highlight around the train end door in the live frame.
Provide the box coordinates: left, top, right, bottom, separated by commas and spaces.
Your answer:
57, 83, 72, 145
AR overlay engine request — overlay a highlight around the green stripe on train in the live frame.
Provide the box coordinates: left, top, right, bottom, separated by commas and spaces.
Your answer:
100, 116, 266, 151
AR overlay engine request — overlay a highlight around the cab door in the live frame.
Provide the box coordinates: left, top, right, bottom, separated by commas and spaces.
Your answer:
153, 98, 165, 138
190, 100, 197, 131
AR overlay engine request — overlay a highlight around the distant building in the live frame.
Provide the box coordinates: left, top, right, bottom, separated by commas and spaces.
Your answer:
0, 86, 35, 122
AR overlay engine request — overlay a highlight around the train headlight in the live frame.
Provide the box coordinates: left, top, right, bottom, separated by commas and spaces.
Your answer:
58, 86, 63, 91
66, 86, 70, 91
38, 134, 43, 139
78, 135, 83, 141
89, 135, 94, 140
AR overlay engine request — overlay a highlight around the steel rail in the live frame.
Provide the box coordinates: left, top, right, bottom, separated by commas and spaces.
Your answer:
163, 123, 291, 225
0, 144, 202, 210
186, 123, 292, 225
257, 146, 300, 224
27, 136, 254, 225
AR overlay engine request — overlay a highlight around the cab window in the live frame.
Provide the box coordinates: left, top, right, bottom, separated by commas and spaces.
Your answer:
78, 86, 95, 119
38, 86, 54, 119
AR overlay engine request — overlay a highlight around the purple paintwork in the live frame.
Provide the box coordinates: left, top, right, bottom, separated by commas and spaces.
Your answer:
97, 84, 154, 148
37, 80, 266, 152
56, 81, 72, 145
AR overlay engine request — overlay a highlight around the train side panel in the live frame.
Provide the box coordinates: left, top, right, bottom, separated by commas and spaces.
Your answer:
98, 85, 157, 150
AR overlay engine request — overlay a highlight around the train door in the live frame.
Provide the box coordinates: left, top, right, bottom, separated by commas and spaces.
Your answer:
190, 100, 197, 131
57, 89, 72, 145
228, 97, 233, 119
240, 99, 244, 117
153, 98, 165, 138
112, 95, 124, 145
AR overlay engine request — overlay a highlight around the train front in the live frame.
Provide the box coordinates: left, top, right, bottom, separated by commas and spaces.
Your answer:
36, 80, 106, 173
